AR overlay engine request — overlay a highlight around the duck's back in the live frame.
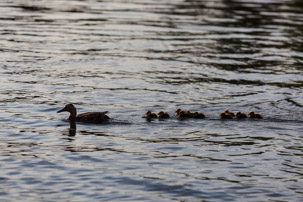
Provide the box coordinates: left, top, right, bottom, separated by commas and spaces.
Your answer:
75, 111, 109, 124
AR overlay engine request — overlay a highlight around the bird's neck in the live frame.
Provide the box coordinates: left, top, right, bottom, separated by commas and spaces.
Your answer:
68, 110, 77, 122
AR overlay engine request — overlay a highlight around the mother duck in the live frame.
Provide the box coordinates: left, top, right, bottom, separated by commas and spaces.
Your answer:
57, 104, 110, 124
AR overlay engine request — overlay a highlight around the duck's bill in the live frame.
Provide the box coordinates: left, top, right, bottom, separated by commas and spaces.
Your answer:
57, 108, 66, 113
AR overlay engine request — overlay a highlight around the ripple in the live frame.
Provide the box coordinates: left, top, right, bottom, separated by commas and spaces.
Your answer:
0, 0, 302, 201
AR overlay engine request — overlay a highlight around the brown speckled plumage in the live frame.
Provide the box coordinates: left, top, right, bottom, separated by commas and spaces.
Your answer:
236, 112, 247, 119
248, 111, 262, 119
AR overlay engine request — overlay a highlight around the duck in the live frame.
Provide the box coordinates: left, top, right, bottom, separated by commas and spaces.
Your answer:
220, 111, 233, 119
178, 111, 188, 118
224, 110, 235, 118
176, 109, 205, 119
57, 104, 110, 124
193, 112, 205, 119
236, 112, 247, 119
184, 110, 194, 118
176, 109, 183, 116
248, 111, 262, 119
158, 111, 170, 119
145, 110, 157, 119
176, 109, 189, 118
176, 109, 184, 117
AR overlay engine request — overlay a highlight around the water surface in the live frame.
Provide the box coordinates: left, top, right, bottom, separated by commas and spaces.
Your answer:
0, 0, 303, 201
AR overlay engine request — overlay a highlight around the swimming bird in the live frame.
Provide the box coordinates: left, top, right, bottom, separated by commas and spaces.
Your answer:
248, 111, 262, 119
224, 110, 235, 118
220, 111, 233, 119
236, 112, 247, 119
176, 109, 183, 116
158, 111, 170, 119
220, 110, 235, 119
176, 109, 188, 118
57, 104, 110, 124
145, 110, 157, 119
176, 109, 205, 119
184, 110, 194, 118
193, 112, 205, 119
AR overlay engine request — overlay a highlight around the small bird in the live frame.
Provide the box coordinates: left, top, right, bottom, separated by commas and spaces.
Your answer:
158, 111, 170, 119
179, 111, 187, 118
224, 110, 235, 117
193, 112, 205, 119
220, 110, 235, 119
177, 109, 192, 118
220, 112, 233, 119
176, 109, 184, 117
145, 110, 157, 119
248, 111, 262, 119
176, 109, 205, 119
57, 104, 110, 124
236, 112, 247, 119
176, 109, 183, 116
184, 110, 194, 118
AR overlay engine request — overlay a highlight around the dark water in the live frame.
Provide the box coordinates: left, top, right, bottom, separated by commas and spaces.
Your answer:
1, 0, 303, 201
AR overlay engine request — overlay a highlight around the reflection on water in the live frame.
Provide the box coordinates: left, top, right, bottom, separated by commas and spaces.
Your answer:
66, 121, 76, 137
0, 0, 303, 201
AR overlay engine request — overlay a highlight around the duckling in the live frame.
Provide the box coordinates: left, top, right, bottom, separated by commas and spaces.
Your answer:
224, 110, 235, 118
248, 111, 262, 119
158, 111, 170, 119
220, 112, 233, 119
236, 112, 247, 119
57, 103, 109, 124
176, 109, 184, 117
193, 112, 205, 119
145, 110, 157, 119
177, 110, 188, 118
176, 108, 183, 116
163, 112, 170, 119
184, 110, 194, 118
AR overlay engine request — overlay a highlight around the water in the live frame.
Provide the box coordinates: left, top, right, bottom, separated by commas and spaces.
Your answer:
0, 0, 303, 201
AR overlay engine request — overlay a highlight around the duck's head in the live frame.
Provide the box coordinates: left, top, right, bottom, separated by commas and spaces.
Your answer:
176, 109, 182, 114
248, 111, 255, 116
57, 104, 77, 115
158, 111, 164, 115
